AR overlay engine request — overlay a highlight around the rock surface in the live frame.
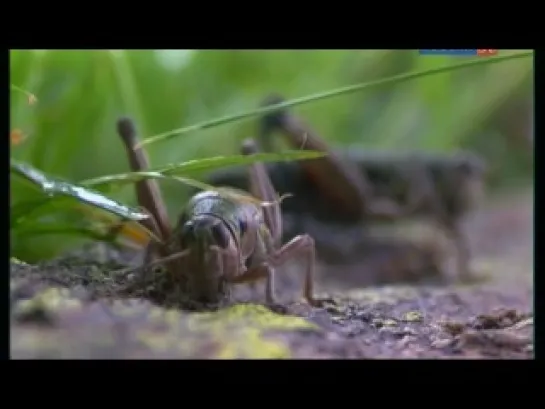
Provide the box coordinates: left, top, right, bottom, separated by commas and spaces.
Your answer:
10, 190, 533, 359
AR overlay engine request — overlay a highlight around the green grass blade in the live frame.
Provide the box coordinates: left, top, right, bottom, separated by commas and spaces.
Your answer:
81, 172, 263, 206
83, 172, 275, 206
11, 159, 150, 222
10, 83, 38, 104
161, 150, 326, 174
81, 149, 326, 189
109, 50, 148, 135
138, 51, 533, 148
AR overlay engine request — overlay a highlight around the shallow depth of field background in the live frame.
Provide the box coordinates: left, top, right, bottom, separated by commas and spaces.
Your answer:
10, 50, 534, 262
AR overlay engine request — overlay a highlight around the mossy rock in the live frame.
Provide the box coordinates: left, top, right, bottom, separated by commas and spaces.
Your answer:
10, 284, 321, 359
10, 258, 534, 359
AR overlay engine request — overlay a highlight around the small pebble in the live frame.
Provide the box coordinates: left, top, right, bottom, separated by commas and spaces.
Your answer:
523, 344, 533, 353
403, 311, 423, 322
402, 326, 418, 336
431, 338, 453, 349
383, 319, 398, 327
354, 311, 373, 322
440, 320, 465, 336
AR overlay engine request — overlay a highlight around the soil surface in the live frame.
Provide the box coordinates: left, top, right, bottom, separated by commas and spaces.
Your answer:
10, 189, 533, 359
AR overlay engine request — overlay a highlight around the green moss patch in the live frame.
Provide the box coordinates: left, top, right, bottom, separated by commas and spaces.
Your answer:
10, 281, 320, 359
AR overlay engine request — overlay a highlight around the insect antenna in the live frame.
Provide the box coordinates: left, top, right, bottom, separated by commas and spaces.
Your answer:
112, 249, 191, 278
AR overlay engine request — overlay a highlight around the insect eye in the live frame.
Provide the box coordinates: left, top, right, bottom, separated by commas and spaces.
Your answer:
211, 224, 230, 249
180, 221, 194, 239
238, 218, 247, 234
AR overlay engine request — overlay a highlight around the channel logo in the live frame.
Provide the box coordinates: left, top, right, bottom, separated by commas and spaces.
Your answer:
419, 49, 498, 56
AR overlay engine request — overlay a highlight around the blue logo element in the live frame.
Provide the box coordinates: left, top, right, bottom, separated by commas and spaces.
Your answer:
419, 49, 478, 56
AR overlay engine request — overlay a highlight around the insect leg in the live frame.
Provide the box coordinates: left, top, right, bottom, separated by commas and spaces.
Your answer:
259, 94, 368, 220
268, 233, 319, 306
228, 229, 324, 306
113, 249, 191, 280
226, 263, 278, 305
443, 222, 473, 282
241, 138, 283, 246
259, 95, 409, 221
116, 117, 171, 243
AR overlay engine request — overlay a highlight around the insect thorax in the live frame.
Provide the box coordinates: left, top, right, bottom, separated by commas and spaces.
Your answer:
180, 190, 259, 241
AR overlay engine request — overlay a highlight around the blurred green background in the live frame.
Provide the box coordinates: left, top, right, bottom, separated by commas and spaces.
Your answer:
10, 50, 534, 262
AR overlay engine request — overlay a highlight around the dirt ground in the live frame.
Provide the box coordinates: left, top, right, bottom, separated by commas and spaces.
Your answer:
10, 189, 533, 359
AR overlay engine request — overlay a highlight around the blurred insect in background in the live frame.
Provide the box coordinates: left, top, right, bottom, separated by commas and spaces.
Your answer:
207, 94, 487, 282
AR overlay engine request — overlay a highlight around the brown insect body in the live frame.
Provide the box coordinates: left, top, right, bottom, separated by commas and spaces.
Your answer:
116, 118, 320, 307
343, 149, 486, 222
175, 190, 264, 303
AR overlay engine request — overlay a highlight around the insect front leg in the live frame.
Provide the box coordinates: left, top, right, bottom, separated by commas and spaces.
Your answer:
270, 233, 318, 305
238, 138, 321, 306
233, 138, 282, 296
226, 228, 319, 306
116, 117, 171, 244
116, 118, 186, 276
241, 138, 282, 245
226, 262, 277, 303
217, 226, 278, 303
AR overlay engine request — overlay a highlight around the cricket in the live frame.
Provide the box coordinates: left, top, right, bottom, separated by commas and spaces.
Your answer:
207, 94, 487, 281
116, 117, 322, 306
10, 50, 533, 359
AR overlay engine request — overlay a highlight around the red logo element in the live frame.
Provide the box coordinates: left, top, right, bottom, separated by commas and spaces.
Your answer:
477, 49, 498, 56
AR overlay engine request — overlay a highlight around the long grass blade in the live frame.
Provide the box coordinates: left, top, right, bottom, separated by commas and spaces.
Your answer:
138, 51, 533, 148
81, 149, 325, 187
10, 84, 38, 106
